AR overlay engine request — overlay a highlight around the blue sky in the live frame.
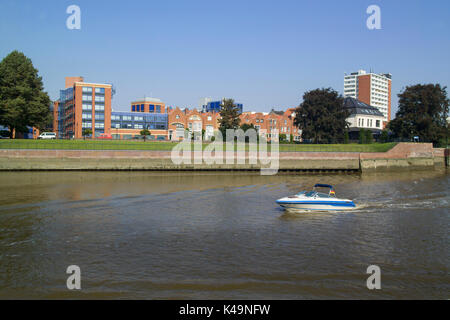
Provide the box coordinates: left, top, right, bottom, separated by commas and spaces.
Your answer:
0, 0, 449, 116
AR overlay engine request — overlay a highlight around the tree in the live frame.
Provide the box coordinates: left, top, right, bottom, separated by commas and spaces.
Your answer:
239, 123, 257, 143
82, 128, 92, 140
0, 51, 51, 138
279, 133, 287, 143
294, 88, 349, 144
388, 84, 449, 145
219, 98, 241, 141
343, 131, 349, 144
359, 128, 366, 144
380, 129, 389, 143
140, 128, 151, 141
365, 129, 373, 144
240, 123, 255, 132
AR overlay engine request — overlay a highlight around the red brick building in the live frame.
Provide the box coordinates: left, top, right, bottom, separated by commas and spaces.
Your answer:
55, 77, 113, 139
239, 109, 302, 142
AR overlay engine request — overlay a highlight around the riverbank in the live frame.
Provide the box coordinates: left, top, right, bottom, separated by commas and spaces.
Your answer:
0, 143, 447, 172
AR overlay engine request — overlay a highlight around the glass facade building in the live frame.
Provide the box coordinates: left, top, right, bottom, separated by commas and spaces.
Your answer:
111, 111, 168, 139
204, 100, 243, 114
59, 87, 74, 138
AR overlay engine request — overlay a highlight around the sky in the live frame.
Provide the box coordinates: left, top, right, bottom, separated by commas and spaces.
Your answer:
0, 0, 449, 116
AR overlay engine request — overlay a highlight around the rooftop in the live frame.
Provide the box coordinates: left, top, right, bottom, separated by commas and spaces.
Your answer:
343, 97, 384, 117
132, 97, 163, 104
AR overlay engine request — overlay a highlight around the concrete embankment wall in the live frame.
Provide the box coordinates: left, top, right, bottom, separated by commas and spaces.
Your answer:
360, 143, 446, 171
0, 143, 447, 172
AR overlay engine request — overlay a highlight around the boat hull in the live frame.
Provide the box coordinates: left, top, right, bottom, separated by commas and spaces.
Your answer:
276, 199, 356, 211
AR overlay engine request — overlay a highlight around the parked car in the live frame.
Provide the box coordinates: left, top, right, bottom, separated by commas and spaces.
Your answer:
97, 133, 112, 140
38, 132, 56, 140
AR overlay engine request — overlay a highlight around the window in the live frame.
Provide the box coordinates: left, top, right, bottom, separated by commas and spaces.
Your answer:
82, 95, 92, 102
95, 87, 105, 94
141, 104, 144, 112
82, 87, 93, 93
134, 124, 143, 129
82, 122, 92, 128
132, 105, 135, 111
82, 113, 92, 120
134, 116, 143, 121
376, 120, 380, 128
95, 114, 104, 120
156, 105, 161, 113
95, 96, 105, 102
95, 104, 104, 111
82, 104, 92, 111
193, 122, 202, 131
207, 116, 212, 121
95, 122, 105, 128
149, 105, 155, 112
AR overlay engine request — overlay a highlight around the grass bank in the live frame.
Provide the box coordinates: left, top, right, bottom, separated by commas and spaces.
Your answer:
0, 139, 397, 153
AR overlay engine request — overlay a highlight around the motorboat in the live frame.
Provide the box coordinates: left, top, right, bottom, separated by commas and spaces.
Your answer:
276, 184, 356, 211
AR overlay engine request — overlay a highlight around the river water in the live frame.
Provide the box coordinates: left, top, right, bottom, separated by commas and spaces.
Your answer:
0, 170, 448, 299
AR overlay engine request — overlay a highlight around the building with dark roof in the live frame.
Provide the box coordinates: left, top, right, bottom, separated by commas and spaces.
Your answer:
344, 97, 384, 140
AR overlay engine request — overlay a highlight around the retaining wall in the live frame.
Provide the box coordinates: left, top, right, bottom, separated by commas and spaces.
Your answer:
0, 143, 446, 172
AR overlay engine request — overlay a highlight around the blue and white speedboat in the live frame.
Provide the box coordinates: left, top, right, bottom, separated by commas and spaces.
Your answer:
276, 184, 356, 211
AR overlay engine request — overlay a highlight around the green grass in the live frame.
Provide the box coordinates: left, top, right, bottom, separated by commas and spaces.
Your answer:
0, 139, 397, 153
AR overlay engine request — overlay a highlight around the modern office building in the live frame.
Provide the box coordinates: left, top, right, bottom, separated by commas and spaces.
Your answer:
202, 99, 243, 114
111, 111, 168, 140
199, 97, 212, 112
56, 77, 113, 138
343, 69, 391, 125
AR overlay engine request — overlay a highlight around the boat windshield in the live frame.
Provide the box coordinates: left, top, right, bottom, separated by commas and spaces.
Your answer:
304, 191, 316, 197
316, 192, 332, 198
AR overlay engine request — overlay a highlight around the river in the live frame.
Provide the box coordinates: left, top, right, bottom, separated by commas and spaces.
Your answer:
0, 170, 448, 299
